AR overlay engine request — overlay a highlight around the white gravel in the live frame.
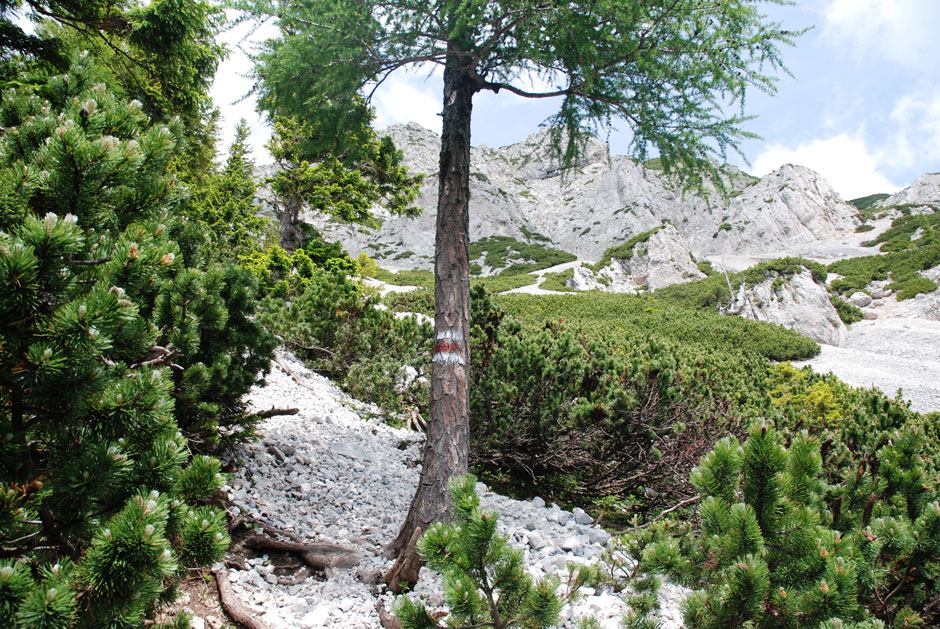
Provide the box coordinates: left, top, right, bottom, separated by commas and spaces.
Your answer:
210, 349, 686, 629
797, 316, 940, 413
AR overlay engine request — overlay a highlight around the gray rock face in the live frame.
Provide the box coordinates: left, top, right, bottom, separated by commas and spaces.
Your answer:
702, 164, 861, 255
730, 268, 847, 346
848, 292, 873, 308
880, 173, 940, 207
305, 123, 861, 270
568, 223, 705, 292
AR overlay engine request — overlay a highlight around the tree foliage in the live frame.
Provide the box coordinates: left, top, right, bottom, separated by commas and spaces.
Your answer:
0, 55, 274, 625
394, 474, 595, 629
234, 0, 798, 185
1, 0, 225, 129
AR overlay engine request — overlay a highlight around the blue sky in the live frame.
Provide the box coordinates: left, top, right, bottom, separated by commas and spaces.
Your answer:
212, 1, 940, 200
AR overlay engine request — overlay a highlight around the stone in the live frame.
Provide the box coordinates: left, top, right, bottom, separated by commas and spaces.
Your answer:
880, 173, 940, 207
527, 531, 551, 550
531, 496, 546, 508
308, 124, 860, 271
848, 291, 873, 307
572, 507, 593, 525
585, 527, 611, 546
330, 442, 370, 461
569, 223, 706, 293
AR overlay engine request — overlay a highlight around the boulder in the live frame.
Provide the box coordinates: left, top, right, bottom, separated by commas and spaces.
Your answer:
730, 268, 847, 346
848, 292, 872, 308
568, 223, 705, 292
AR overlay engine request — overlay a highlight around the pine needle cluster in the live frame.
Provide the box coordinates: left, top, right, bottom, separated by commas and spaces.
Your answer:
394, 474, 597, 629
0, 53, 268, 626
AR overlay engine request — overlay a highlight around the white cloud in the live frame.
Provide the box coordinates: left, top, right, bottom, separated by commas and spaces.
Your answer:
822, 0, 940, 68
888, 90, 940, 170
371, 68, 443, 134
751, 134, 900, 200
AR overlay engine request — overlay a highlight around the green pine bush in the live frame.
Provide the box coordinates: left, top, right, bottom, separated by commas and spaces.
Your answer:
259, 269, 433, 418
0, 55, 266, 626
617, 421, 940, 626
393, 474, 595, 628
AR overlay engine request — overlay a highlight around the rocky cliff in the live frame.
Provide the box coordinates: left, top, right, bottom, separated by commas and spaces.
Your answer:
880, 173, 940, 208
308, 122, 861, 270
568, 223, 705, 292
728, 268, 848, 346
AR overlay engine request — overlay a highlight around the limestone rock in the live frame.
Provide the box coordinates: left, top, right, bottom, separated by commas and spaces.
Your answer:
303, 124, 861, 270
848, 292, 873, 308
730, 268, 847, 346
702, 164, 860, 255
880, 173, 940, 208
567, 223, 705, 292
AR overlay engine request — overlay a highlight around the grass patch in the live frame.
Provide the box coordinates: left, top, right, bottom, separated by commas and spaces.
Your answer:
831, 296, 864, 324
371, 267, 435, 289
494, 291, 819, 363
472, 273, 537, 294
592, 225, 663, 271
849, 192, 890, 211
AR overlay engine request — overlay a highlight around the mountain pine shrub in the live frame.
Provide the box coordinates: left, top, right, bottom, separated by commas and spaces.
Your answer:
393, 474, 596, 628
0, 55, 270, 625
259, 270, 432, 418
468, 285, 739, 507
616, 421, 940, 626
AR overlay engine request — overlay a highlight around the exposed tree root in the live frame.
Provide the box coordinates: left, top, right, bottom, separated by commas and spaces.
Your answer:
214, 566, 270, 629
376, 601, 403, 629
243, 535, 364, 569
384, 527, 423, 594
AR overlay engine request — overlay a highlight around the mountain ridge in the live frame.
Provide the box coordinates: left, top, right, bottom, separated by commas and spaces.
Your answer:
309, 122, 863, 271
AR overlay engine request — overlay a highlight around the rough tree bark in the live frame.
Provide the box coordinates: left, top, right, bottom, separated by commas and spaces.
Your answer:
385, 51, 476, 592
278, 194, 304, 252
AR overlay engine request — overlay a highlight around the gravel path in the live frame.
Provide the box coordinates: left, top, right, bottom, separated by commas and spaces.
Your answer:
196, 350, 685, 629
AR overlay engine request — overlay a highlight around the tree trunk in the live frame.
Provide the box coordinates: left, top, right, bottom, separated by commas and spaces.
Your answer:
278, 194, 303, 252
386, 55, 476, 591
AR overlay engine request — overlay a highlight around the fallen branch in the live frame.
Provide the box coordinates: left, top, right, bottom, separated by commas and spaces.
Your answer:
274, 355, 320, 394
615, 494, 701, 534
243, 535, 364, 569
215, 566, 270, 629
252, 407, 299, 419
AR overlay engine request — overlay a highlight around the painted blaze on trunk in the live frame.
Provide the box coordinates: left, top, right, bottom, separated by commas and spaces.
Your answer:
385, 57, 475, 589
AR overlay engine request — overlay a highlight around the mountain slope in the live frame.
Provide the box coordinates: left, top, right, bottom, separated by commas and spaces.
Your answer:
309, 122, 860, 269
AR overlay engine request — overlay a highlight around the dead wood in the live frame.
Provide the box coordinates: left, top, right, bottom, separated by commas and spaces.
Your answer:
384, 527, 423, 594
215, 566, 270, 629
376, 601, 403, 629
242, 534, 364, 569
252, 407, 299, 419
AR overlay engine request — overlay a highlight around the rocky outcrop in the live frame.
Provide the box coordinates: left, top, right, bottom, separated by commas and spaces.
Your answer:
304, 123, 862, 270
880, 173, 940, 208
726, 268, 847, 346
702, 165, 861, 255
568, 223, 705, 292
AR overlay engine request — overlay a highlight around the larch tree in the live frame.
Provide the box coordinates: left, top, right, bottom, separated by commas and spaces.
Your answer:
234, 0, 800, 589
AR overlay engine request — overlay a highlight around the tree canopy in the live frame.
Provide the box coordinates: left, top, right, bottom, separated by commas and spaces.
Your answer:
235, 0, 798, 185
233, 0, 802, 591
